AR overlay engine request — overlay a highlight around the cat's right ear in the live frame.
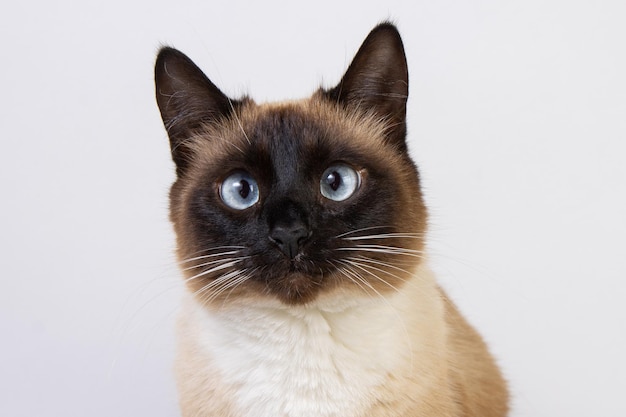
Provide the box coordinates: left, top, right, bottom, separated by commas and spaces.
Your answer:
154, 47, 233, 176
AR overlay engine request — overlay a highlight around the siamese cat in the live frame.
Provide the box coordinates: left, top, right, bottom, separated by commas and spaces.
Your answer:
155, 23, 508, 417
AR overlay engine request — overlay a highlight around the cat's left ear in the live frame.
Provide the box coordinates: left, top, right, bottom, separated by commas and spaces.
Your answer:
324, 23, 409, 152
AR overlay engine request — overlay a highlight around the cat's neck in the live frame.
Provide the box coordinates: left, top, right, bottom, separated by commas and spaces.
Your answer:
179, 263, 447, 417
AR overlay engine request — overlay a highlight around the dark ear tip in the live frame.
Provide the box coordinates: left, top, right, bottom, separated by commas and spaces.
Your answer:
156, 46, 184, 62
155, 46, 187, 75
155, 47, 175, 81
365, 22, 405, 49
154, 47, 211, 97
370, 21, 401, 36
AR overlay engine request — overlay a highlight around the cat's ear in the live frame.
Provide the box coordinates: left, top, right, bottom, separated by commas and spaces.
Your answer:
155, 47, 235, 176
324, 23, 409, 152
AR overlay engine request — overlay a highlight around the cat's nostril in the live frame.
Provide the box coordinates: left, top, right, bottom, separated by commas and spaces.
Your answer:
269, 224, 310, 259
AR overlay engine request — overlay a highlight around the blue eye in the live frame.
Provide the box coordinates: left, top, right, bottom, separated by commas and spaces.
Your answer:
320, 164, 361, 201
220, 171, 259, 210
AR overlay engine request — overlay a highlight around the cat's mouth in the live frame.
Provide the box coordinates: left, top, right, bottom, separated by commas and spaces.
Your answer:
260, 258, 327, 305
267, 271, 323, 305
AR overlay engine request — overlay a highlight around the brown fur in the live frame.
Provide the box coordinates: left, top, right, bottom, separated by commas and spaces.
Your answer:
155, 22, 509, 417
170, 99, 426, 304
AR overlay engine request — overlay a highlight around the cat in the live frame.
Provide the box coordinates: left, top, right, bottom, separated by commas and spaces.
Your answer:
154, 22, 509, 417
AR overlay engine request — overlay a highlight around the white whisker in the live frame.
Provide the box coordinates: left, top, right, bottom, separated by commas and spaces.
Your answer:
182, 256, 242, 271
195, 269, 242, 301
333, 260, 378, 298
334, 226, 393, 239
183, 259, 243, 284
180, 246, 245, 261
223, 269, 257, 301
336, 246, 424, 258
350, 244, 423, 253
207, 270, 254, 307
342, 233, 423, 241
341, 259, 402, 293
350, 255, 415, 276
345, 257, 409, 285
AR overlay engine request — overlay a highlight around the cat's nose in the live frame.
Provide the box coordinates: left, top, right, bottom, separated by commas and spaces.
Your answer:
269, 223, 310, 259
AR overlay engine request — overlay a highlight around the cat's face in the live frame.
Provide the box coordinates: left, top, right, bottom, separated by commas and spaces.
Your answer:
155, 24, 427, 306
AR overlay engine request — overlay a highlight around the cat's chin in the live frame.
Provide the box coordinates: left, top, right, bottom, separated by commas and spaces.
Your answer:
269, 272, 324, 306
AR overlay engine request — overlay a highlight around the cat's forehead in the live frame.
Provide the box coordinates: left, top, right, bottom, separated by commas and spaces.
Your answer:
189, 98, 394, 171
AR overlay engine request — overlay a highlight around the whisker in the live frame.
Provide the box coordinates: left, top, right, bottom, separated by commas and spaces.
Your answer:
183, 256, 240, 273
345, 257, 409, 284
182, 256, 243, 271
179, 246, 246, 263
341, 259, 402, 293
350, 244, 423, 253
207, 271, 254, 308
336, 246, 424, 258
183, 258, 245, 284
333, 260, 378, 299
194, 272, 234, 296
350, 255, 415, 276
222, 268, 258, 303
194, 269, 242, 301
342, 233, 423, 241
333, 226, 393, 239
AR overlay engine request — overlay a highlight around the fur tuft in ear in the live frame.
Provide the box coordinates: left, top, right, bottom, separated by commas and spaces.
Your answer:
154, 47, 242, 176
324, 23, 409, 152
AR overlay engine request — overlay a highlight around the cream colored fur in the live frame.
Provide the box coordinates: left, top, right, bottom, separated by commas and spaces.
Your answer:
175, 262, 508, 417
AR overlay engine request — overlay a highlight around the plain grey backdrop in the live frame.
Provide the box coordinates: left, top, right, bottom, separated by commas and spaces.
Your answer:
1, 0, 625, 416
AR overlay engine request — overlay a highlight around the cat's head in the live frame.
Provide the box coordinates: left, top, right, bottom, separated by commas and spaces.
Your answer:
155, 23, 427, 307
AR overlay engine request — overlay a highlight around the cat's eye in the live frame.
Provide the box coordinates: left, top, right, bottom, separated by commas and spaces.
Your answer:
320, 164, 361, 202
220, 171, 260, 210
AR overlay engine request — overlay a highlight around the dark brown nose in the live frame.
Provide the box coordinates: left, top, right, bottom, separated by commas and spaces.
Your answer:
269, 222, 310, 259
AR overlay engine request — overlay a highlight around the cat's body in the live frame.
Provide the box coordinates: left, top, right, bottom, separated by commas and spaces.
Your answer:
155, 23, 508, 417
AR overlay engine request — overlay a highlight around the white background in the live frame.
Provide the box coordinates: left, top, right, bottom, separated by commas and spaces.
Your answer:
1, 1, 624, 416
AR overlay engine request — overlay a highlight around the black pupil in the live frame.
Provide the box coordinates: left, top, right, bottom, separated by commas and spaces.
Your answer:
327, 171, 342, 191
238, 179, 250, 199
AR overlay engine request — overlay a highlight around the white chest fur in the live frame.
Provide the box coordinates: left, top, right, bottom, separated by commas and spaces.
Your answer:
179, 271, 444, 417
